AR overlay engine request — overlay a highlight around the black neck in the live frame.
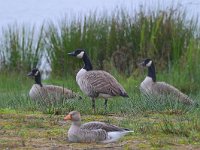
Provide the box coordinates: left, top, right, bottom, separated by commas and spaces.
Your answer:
82, 53, 93, 71
35, 74, 43, 87
147, 62, 156, 82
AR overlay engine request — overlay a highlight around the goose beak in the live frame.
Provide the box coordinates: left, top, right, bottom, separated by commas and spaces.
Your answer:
64, 114, 72, 121
27, 72, 33, 76
68, 51, 76, 56
137, 62, 145, 67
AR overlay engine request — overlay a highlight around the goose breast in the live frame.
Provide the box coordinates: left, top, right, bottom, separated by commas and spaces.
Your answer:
140, 76, 154, 94
29, 84, 48, 100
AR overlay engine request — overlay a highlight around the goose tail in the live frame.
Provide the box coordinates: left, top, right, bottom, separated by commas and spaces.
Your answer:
101, 131, 133, 143
120, 92, 129, 98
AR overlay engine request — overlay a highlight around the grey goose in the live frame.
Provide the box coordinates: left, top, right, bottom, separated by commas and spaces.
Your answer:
64, 111, 133, 143
68, 49, 129, 112
28, 68, 81, 102
139, 58, 194, 105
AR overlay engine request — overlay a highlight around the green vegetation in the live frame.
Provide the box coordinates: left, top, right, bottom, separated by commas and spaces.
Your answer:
0, 6, 200, 91
0, 70, 200, 149
0, 5, 200, 149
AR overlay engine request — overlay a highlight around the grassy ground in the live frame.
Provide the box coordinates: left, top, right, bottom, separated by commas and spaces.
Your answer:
1, 5, 200, 149
1, 108, 200, 149
0, 72, 200, 149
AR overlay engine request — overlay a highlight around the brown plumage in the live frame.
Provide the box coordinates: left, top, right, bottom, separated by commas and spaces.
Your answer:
81, 121, 129, 132
68, 49, 129, 112
28, 68, 81, 102
64, 111, 133, 143
139, 59, 195, 105
77, 70, 128, 98
29, 84, 79, 102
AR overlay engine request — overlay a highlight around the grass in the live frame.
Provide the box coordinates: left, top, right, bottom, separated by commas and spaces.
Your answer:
1, 4, 200, 149
1, 25, 44, 72
1, 107, 200, 149
0, 71, 200, 149
1, 6, 200, 91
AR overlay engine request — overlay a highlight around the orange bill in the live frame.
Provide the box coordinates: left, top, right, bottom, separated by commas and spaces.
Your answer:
64, 114, 72, 121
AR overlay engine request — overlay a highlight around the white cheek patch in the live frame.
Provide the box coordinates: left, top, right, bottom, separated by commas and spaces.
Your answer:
76, 51, 84, 58
146, 60, 152, 67
34, 71, 39, 76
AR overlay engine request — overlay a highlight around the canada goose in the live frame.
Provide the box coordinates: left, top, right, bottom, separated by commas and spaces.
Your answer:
64, 111, 133, 143
27, 68, 81, 102
68, 49, 128, 112
139, 58, 194, 105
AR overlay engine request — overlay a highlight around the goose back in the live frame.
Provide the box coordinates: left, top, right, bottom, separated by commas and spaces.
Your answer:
80, 121, 129, 132
76, 70, 128, 98
29, 84, 78, 101
140, 79, 194, 105
153, 82, 194, 105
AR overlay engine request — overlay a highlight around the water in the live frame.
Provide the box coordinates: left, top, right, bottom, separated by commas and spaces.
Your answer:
0, 0, 200, 78
0, 0, 200, 30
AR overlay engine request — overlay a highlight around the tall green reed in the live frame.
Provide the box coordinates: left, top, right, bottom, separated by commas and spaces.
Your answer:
0, 6, 200, 92
0, 24, 44, 72
45, 7, 198, 75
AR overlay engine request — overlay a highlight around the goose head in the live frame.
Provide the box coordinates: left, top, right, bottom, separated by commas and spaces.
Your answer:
64, 111, 81, 122
138, 58, 156, 82
138, 58, 153, 67
27, 68, 40, 77
27, 68, 42, 86
68, 49, 85, 59
68, 49, 93, 71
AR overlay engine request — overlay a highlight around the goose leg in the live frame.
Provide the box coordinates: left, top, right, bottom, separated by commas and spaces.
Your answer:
92, 98, 96, 113
104, 99, 108, 113
104, 99, 108, 111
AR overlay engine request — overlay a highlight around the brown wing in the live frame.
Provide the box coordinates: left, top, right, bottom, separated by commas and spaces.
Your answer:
44, 85, 78, 99
69, 128, 107, 142
153, 82, 194, 105
81, 121, 128, 132
83, 71, 128, 97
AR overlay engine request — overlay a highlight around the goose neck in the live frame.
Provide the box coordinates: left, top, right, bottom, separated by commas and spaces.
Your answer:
82, 53, 93, 71
35, 75, 43, 87
147, 63, 156, 82
72, 121, 81, 127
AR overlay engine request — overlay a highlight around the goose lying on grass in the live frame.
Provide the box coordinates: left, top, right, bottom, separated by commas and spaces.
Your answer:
139, 58, 195, 105
64, 111, 133, 143
28, 68, 81, 102
68, 49, 129, 112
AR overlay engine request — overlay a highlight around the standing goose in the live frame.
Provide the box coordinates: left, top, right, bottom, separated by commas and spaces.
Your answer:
28, 68, 81, 102
68, 49, 129, 112
139, 58, 194, 105
64, 111, 133, 143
